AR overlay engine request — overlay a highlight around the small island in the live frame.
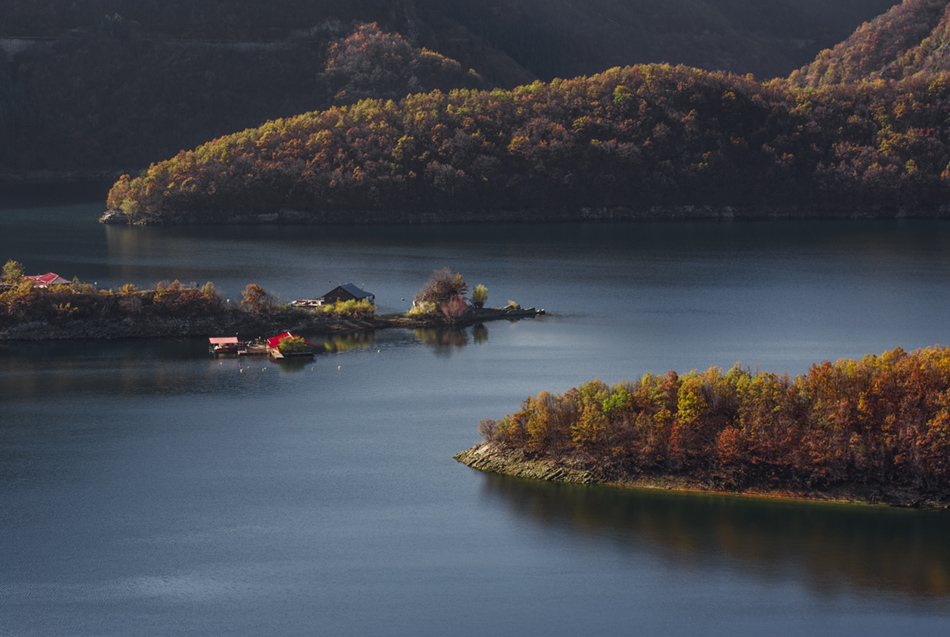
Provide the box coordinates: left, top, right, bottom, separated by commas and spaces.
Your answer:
0, 263, 542, 341
456, 346, 950, 508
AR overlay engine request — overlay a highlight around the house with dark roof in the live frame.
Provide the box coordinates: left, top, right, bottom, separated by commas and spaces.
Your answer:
322, 283, 374, 305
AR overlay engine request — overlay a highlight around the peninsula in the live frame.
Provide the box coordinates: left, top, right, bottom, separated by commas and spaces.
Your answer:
100, 61, 950, 225
0, 264, 542, 341
99, 0, 950, 226
456, 346, 950, 509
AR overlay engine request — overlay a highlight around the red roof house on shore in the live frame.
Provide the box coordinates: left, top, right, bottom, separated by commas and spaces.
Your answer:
26, 273, 70, 288
266, 332, 315, 349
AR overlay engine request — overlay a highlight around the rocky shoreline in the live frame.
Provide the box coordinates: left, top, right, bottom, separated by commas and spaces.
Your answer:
0, 306, 544, 342
454, 442, 950, 509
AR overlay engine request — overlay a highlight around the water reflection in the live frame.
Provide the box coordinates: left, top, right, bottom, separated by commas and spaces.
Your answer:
472, 323, 488, 344
413, 324, 490, 353
0, 325, 481, 401
0, 339, 207, 399
316, 331, 377, 353
414, 327, 469, 350
479, 472, 950, 600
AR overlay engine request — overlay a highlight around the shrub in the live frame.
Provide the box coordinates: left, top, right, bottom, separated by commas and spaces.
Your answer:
471, 284, 487, 308
413, 268, 468, 314
320, 298, 375, 317
241, 283, 272, 314
277, 335, 313, 355
440, 294, 470, 323
1, 279, 35, 318
2, 260, 23, 283
408, 300, 436, 316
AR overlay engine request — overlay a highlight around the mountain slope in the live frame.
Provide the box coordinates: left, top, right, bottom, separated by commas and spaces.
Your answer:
0, 1, 904, 177
0, 0, 898, 79
414, 0, 896, 81
103, 64, 950, 225
790, 0, 950, 86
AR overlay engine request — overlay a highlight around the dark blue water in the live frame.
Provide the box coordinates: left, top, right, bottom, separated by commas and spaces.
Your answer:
2, 203, 950, 635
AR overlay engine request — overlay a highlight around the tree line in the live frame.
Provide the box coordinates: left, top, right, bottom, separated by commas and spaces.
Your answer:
0, 261, 377, 329
106, 62, 950, 223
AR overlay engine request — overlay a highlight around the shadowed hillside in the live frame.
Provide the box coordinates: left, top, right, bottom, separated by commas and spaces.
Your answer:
0, 1, 898, 177
413, 0, 897, 81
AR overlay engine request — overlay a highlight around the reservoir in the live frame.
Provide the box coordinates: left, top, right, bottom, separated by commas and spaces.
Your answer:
2, 200, 950, 635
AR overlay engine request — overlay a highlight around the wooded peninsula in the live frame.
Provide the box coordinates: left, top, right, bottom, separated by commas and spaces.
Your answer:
99, 0, 950, 225
0, 263, 540, 341
456, 346, 950, 508
102, 62, 950, 224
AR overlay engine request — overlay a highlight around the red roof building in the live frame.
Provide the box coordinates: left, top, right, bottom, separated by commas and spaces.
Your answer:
266, 332, 314, 348
26, 273, 70, 287
208, 336, 240, 346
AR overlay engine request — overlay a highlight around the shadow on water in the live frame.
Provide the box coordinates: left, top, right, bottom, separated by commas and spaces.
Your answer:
0, 338, 218, 399
478, 472, 950, 601
0, 325, 486, 399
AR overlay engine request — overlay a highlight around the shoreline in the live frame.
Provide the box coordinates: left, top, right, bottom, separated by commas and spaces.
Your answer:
454, 442, 950, 509
98, 202, 950, 226
0, 306, 545, 342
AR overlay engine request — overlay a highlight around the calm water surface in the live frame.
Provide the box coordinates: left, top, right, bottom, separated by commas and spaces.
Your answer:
2, 201, 950, 635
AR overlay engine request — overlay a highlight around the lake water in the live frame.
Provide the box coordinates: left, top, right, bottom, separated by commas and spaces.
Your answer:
2, 200, 950, 636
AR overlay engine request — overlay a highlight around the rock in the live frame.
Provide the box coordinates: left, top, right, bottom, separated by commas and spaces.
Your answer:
99, 210, 128, 224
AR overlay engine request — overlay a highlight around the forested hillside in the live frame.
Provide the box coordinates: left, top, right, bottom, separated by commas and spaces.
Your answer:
104, 64, 950, 224
0, 0, 896, 178
790, 0, 950, 86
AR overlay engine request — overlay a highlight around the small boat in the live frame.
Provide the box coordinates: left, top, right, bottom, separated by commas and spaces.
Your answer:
239, 341, 270, 356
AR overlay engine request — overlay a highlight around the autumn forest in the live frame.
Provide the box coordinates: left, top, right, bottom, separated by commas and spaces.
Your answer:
477, 346, 950, 503
100, 0, 950, 223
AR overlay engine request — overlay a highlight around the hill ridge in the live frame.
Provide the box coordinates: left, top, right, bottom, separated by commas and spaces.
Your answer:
791, 0, 950, 86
